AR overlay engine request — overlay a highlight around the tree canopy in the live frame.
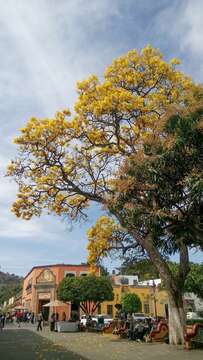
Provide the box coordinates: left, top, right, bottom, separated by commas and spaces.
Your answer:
121, 293, 142, 314
86, 104, 203, 344
8, 46, 198, 221
58, 275, 114, 314
169, 262, 203, 299
120, 259, 160, 280
121, 260, 203, 299
8, 45, 203, 344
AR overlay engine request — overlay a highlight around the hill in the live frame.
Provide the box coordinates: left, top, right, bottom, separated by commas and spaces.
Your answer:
0, 270, 23, 305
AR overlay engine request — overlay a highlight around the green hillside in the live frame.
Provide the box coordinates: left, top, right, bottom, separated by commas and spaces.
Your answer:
0, 271, 23, 306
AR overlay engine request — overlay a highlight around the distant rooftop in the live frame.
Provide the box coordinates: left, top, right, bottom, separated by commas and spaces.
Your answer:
24, 263, 91, 279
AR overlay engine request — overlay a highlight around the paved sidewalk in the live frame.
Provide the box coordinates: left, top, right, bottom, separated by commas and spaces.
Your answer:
2, 323, 203, 360
26, 323, 203, 360
0, 328, 88, 360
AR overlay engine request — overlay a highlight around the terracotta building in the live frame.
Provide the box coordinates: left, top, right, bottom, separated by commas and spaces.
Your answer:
22, 263, 100, 320
22, 265, 169, 321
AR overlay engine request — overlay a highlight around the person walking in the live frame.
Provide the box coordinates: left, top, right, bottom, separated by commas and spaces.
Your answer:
31, 312, 35, 324
36, 312, 43, 331
16, 311, 21, 328
1, 314, 5, 329
0, 315, 4, 331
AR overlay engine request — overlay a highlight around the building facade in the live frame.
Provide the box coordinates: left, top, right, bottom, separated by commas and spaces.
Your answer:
100, 280, 169, 319
184, 293, 203, 313
22, 265, 170, 320
22, 264, 100, 320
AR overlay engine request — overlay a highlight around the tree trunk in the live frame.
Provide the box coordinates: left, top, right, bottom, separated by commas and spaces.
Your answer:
129, 230, 186, 345
168, 291, 185, 345
168, 293, 185, 345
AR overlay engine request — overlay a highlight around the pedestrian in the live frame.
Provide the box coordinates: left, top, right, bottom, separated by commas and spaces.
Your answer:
36, 312, 43, 331
135, 320, 145, 342
16, 311, 21, 328
31, 312, 35, 324
1, 314, 5, 329
26, 312, 31, 322
127, 313, 134, 340
62, 312, 66, 322
0, 315, 3, 331
56, 312, 59, 322
50, 313, 55, 332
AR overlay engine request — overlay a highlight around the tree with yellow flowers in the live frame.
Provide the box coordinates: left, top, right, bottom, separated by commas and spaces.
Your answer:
8, 46, 203, 344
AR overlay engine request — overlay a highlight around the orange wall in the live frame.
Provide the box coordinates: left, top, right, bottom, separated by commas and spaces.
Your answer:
22, 264, 100, 319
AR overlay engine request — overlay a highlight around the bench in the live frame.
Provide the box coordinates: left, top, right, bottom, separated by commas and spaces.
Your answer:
112, 321, 129, 338
102, 323, 113, 334
184, 323, 203, 350
149, 321, 168, 342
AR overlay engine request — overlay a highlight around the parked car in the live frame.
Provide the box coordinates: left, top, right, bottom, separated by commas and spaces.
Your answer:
98, 314, 113, 324
186, 312, 200, 320
80, 314, 113, 326
132, 313, 147, 321
80, 314, 97, 326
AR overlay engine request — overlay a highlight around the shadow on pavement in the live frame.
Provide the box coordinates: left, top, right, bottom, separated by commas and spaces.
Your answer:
0, 329, 89, 360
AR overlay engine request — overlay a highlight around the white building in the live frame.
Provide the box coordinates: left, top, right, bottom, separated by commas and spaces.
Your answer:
184, 293, 203, 312
138, 279, 161, 287
113, 275, 139, 286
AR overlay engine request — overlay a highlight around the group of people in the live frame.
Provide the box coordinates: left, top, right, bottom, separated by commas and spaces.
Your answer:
15, 311, 35, 327
127, 317, 154, 341
36, 312, 62, 332
0, 309, 64, 332
0, 311, 40, 330
113, 316, 159, 342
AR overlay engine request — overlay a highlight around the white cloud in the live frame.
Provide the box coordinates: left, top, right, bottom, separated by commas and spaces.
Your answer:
0, 0, 202, 275
0, 0, 120, 245
181, 0, 203, 55
0, 0, 122, 117
153, 0, 203, 81
0, 215, 41, 239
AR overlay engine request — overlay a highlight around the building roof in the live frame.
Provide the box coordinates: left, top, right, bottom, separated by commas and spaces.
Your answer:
24, 263, 91, 280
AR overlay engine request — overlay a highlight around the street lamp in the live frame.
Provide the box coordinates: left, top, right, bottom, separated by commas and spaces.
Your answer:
152, 280, 158, 320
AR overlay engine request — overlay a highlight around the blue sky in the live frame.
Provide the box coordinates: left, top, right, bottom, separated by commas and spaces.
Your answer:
0, 0, 202, 276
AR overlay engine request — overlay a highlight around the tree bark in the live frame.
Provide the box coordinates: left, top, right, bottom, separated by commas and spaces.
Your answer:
130, 231, 186, 344
168, 291, 185, 345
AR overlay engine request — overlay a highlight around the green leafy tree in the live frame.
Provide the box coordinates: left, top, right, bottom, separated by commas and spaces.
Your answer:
122, 260, 203, 299
7, 46, 203, 344
0, 284, 22, 306
58, 275, 114, 315
120, 259, 159, 280
169, 262, 203, 299
100, 265, 109, 277
184, 263, 203, 299
121, 293, 141, 314
87, 105, 203, 344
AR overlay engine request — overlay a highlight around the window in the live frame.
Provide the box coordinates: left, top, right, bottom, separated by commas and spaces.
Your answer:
116, 294, 119, 302
120, 277, 129, 285
80, 272, 88, 276
144, 303, 150, 314
65, 272, 75, 277
97, 304, 101, 314
133, 279, 138, 285
26, 279, 32, 292
107, 305, 113, 316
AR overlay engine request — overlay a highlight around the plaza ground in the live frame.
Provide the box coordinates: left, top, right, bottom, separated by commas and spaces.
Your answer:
0, 324, 202, 360
0, 328, 87, 360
